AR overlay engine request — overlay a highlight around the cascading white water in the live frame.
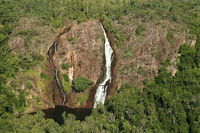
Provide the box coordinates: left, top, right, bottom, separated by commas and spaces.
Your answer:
94, 24, 113, 108
55, 69, 62, 87
55, 68, 66, 105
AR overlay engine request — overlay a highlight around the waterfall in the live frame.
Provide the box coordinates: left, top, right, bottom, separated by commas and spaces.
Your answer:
47, 41, 66, 106
55, 68, 66, 106
55, 69, 62, 88
94, 24, 113, 108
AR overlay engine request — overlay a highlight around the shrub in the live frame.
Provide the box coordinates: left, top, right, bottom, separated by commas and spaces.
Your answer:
72, 77, 93, 92
32, 54, 44, 62
61, 63, 70, 70
10, 81, 17, 88
68, 37, 77, 44
167, 31, 174, 44
26, 81, 32, 89
135, 25, 145, 36
14, 29, 38, 36
18, 55, 34, 70
124, 50, 132, 58
40, 72, 50, 80
18, 54, 44, 70
137, 66, 143, 74
0, 33, 7, 43
63, 74, 69, 82
62, 74, 71, 91
76, 94, 89, 105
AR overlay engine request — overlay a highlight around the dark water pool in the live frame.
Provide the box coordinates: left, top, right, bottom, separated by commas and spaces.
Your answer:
43, 106, 92, 125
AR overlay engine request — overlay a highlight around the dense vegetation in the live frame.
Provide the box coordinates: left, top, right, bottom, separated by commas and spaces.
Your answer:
0, 0, 200, 132
72, 77, 93, 92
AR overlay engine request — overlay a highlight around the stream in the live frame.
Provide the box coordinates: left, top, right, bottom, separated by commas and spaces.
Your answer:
47, 41, 66, 106
94, 24, 113, 108
45, 44, 91, 123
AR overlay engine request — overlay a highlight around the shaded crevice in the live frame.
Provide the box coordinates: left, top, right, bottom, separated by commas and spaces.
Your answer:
47, 26, 72, 106
47, 40, 66, 106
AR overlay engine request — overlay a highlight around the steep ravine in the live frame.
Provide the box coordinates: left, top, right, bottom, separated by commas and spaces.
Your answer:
47, 40, 66, 106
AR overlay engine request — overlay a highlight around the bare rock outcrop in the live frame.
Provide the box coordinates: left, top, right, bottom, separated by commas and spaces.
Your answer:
110, 18, 188, 91
56, 20, 104, 84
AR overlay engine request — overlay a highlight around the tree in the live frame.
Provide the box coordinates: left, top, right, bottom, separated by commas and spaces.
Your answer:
72, 77, 93, 92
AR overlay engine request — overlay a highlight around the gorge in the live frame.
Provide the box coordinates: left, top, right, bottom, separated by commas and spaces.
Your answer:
47, 22, 114, 108
43, 22, 114, 123
47, 41, 66, 106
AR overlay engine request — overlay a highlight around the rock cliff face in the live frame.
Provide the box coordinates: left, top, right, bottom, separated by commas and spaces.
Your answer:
9, 17, 194, 112
52, 20, 104, 107
57, 20, 104, 84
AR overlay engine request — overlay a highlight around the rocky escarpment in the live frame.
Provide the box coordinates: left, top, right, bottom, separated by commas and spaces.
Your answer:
9, 18, 104, 111
8, 17, 195, 112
